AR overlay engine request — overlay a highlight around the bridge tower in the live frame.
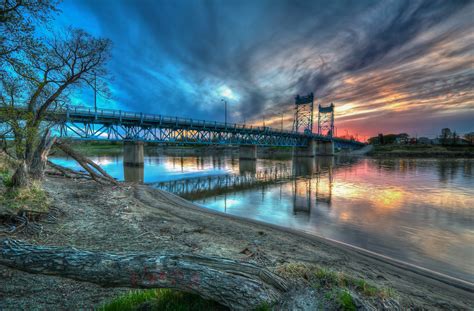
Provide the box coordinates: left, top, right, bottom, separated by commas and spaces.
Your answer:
317, 103, 335, 137
293, 93, 314, 134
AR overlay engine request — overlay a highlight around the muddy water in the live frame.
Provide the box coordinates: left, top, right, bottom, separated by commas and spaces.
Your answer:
51, 155, 474, 282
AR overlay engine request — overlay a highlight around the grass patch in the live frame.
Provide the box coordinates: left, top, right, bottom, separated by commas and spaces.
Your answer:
98, 289, 228, 311
275, 262, 313, 280
253, 302, 271, 311
337, 290, 357, 311
0, 155, 13, 186
0, 167, 12, 187
276, 263, 395, 299
0, 181, 49, 212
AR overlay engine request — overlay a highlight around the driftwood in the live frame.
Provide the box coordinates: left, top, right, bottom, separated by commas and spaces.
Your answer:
46, 160, 91, 179
54, 141, 119, 185
0, 239, 288, 310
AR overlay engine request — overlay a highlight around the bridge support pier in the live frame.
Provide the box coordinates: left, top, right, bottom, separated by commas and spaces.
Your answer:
239, 145, 257, 160
293, 140, 317, 157
316, 140, 334, 156
293, 140, 334, 157
123, 140, 144, 167
239, 159, 257, 175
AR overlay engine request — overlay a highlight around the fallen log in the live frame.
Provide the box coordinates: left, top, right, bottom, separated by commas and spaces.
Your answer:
0, 239, 288, 310
54, 141, 119, 185
46, 160, 91, 179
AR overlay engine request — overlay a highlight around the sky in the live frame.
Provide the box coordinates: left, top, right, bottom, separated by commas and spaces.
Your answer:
54, 0, 474, 140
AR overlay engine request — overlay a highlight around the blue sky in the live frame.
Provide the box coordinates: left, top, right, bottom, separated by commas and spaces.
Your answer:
53, 0, 474, 138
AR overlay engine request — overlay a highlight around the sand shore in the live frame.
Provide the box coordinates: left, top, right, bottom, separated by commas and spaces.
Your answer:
0, 176, 473, 310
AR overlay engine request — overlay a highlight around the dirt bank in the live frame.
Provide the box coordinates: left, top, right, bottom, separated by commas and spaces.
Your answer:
0, 176, 473, 310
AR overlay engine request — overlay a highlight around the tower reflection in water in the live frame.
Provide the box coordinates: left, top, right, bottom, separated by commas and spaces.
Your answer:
292, 157, 334, 215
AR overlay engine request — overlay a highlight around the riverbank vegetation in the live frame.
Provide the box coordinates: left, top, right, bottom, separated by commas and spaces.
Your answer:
52, 141, 124, 156
368, 144, 474, 158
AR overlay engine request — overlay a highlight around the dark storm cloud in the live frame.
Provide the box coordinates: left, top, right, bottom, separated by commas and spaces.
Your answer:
58, 0, 474, 135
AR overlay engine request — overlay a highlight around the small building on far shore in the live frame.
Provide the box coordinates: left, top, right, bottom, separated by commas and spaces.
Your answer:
417, 137, 431, 144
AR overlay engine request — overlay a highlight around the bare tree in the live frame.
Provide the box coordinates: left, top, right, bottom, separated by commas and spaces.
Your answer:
1, 2, 111, 186
1, 0, 58, 60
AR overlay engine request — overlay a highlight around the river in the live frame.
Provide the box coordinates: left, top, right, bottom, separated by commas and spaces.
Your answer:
51, 153, 474, 283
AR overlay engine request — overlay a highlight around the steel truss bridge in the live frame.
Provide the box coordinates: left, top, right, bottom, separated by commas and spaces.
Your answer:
32, 106, 363, 149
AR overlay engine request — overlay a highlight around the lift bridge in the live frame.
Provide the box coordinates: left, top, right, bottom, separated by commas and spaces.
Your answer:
1, 96, 364, 165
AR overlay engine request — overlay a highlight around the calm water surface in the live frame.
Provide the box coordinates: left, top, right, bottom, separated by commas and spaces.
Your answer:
51, 154, 474, 282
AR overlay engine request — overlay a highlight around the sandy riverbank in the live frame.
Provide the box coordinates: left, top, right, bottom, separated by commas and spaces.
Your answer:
0, 176, 473, 310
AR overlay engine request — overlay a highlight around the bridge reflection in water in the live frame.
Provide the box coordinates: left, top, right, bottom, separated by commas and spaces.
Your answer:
146, 156, 345, 215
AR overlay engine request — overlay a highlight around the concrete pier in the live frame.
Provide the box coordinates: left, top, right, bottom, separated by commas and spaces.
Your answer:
239, 145, 257, 160
239, 159, 257, 174
293, 140, 317, 157
293, 140, 334, 157
316, 141, 334, 156
123, 140, 144, 167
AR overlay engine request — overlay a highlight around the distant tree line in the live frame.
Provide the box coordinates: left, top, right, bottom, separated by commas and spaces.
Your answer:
368, 129, 474, 146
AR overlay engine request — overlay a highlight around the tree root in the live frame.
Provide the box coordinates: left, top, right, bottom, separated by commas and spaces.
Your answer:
0, 212, 43, 235
0, 207, 63, 235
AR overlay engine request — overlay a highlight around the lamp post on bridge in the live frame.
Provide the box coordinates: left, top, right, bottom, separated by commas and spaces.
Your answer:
280, 113, 284, 131
94, 72, 97, 113
221, 99, 227, 126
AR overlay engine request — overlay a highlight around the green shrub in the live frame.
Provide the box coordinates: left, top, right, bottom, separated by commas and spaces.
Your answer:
0, 169, 12, 187
338, 290, 356, 311
253, 302, 271, 311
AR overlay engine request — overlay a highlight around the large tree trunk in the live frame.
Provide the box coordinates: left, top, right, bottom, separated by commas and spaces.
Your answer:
0, 239, 288, 310
30, 130, 56, 180
11, 160, 28, 187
